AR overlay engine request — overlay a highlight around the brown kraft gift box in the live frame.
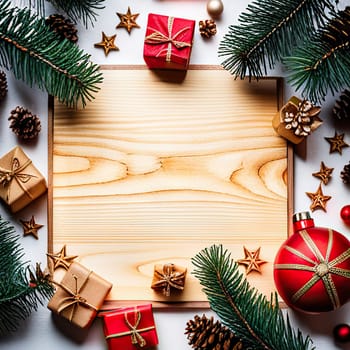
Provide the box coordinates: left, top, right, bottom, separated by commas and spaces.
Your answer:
48, 262, 113, 329
0, 146, 47, 213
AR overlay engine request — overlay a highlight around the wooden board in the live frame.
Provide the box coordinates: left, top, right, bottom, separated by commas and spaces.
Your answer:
48, 66, 292, 307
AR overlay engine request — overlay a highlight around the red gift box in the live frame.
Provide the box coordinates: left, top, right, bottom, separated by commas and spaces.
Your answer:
143, 13, 195, 70
103, 304, 158, 349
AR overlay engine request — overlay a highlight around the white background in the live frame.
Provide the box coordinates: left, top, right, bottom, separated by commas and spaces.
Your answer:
0, 0, 349, 349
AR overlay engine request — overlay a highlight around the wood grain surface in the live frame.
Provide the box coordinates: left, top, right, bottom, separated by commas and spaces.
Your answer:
49, 66, 292, 306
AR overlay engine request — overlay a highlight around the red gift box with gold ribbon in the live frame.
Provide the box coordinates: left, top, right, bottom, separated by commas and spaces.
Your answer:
143, 13, 195, 70
103, 304, 158, 350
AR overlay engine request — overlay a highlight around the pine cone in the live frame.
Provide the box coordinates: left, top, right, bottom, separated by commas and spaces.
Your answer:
8, 106, 41, 140
0, 70, 8, 102
340, 161, 350, 184
199, 19, 217, 38
322, 6, 350, 46
185, 314, 244, 350
333, 90, 350, 121
45, 14, 78, 43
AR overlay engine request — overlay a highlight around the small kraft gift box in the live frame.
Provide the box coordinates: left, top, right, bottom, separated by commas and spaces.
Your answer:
0, 146, 47, 213
143, 13, 195, 70
103, 304, 159, 350
48, 262, 112, 329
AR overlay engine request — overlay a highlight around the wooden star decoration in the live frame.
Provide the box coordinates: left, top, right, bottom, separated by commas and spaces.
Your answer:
312, 161, 334, 185
94, 32, 119, 55
116, 7, 140, 33
237, 246, 267, 274
306, 184, 332, 212
325, 132, 349, 154
20, 216, 43, 239
47, 245, 78, 270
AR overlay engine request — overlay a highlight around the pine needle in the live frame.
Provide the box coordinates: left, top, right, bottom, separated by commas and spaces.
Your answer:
192, 245, 315, 350
219, 0, 335, 80
48, 0, 105, 27
0, 216, 54, 336
285, 6, 350, 103
0, 1, 103, 108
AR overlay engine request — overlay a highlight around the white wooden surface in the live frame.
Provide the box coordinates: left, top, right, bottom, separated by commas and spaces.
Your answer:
0, 0, 349, 349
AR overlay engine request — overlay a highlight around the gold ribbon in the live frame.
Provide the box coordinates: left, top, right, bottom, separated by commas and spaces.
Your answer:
274, 228, 350, 309
145, 16, 192, 62
105, 308, 155, 348
53, 272, 98, 322
0, 157, 35, 201
152, 263, 186, 296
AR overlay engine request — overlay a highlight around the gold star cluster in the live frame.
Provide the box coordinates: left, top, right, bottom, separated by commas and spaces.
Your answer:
94, 7, 140, 56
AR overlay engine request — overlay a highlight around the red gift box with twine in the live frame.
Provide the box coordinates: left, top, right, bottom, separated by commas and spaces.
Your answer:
143, 13, 195, 70
103, 304, 159, 350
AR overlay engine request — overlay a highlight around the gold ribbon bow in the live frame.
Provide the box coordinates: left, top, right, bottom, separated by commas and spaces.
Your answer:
274, 228, 350, 309
0, 157, 35, 201
105, 308, 155, 348
54, 272, 98, 322
145, 16, 192, 62
152, 263, 186, 296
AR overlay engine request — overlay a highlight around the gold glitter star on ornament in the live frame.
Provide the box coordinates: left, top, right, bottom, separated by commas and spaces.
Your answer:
94, 32, 119, 56
325, 132, 349, 154
47, 245, 77, 270
237, 246, 267, 274
116, 7, 140, 33
306, 184, 332, 212
312, 161, 334, 185
20, 216, 43, 239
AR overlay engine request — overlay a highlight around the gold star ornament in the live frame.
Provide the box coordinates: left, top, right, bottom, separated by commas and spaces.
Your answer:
94, 32, 119, 56
116, 7, 140, 33
20, 216, 43, 239
325, 132, 349, 154
306, 184, 332, 212
47, 245, 77, 270
312, 161, 334, 185
237, 246, 267, 274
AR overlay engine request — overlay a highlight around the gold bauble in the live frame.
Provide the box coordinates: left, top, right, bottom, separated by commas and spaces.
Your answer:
207, 0, 224, 18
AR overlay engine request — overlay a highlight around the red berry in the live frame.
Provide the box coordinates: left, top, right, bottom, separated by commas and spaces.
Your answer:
333, 324, 350, 343
340, 205, 350, 225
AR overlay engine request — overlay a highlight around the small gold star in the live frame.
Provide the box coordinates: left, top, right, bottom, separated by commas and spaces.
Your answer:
237, 246, 267, 274
20, 216, 43, 239
312, 161, 334, 185
306, 184, 332, 212
325, 132, 349, 154
47, 245, 77, 270
116, 7, 140, 33
94, 32, 119, 56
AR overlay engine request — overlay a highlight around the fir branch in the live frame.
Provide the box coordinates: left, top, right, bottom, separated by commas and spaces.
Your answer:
284, 6, 350, 103
48, 0, 105, 27
0, 1, 103, 108
219, 0, 335, 80
0, 216, 54, 336
192, 245, 315, 350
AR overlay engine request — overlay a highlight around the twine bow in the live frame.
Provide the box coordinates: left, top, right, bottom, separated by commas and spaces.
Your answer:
152, 263, 186, 296
0, 157, 35, 201
54, 272, 98, 322
145, 16, 192, 62
274, 229, 350, 309
105, 308, 155, 348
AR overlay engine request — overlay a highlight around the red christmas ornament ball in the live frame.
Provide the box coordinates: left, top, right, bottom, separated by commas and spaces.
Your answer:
340, 205, 350, 225
274, 212, 350, 313
333, 324, 350, 343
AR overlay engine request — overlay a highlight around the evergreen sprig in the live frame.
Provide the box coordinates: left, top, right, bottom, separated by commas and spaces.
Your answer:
13, 0, 105, 26
192, 245, 314, 350
219, 0, 335, 80
0, 0, 103, 108
48, 0, 105, 27
0, 216, 54, 336
284, 6, 350, 103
